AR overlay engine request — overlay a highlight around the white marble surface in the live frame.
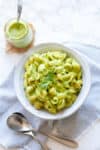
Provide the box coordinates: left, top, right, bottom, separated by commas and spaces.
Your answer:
0, 0, 100, 83
0, 0, 100, 149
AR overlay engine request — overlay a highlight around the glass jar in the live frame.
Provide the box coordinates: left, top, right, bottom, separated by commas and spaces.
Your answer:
5, 19, 33, 48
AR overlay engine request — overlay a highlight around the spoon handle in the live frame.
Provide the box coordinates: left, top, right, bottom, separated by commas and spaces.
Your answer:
39, 130, 78, 148
25, 131, 49, 150
17, 0, 23, 22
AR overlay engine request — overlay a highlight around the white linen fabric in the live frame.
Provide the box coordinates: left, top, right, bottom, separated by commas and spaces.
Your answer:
0, 43, 100, 150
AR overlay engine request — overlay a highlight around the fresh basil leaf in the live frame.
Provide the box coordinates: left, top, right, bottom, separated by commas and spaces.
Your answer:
40, 82, 50, 89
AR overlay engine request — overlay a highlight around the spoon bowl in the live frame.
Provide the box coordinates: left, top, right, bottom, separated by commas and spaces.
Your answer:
7, 112, 33, 132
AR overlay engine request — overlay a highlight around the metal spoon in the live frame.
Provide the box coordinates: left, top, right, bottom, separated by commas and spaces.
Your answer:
7, 112, 78, 148
7, 113, 49, 150
17, 0, 23, 22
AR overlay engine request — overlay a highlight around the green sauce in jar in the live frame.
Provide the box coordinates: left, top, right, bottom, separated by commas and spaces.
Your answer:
5, 19, 33, 48
6, 20, 28, 40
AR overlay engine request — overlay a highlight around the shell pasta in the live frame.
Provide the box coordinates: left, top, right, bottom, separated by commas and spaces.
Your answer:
24, 50, 83, 114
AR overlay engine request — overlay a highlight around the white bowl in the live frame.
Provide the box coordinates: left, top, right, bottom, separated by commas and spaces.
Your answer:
14, 43, 91, 120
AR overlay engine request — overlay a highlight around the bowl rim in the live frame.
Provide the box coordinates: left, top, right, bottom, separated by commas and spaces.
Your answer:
14, 42, 91, 120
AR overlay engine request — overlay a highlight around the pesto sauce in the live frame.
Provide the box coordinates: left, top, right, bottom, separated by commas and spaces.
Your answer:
6, 21, 28, 40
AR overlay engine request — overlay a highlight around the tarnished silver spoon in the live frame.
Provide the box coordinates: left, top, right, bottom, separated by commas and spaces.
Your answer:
7, 112, 78, 148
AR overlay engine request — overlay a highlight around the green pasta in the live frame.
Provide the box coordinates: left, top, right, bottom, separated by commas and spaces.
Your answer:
24, 50, 83, 114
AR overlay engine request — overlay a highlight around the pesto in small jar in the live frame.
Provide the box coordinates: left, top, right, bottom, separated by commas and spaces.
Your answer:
5, 19, 33, 48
